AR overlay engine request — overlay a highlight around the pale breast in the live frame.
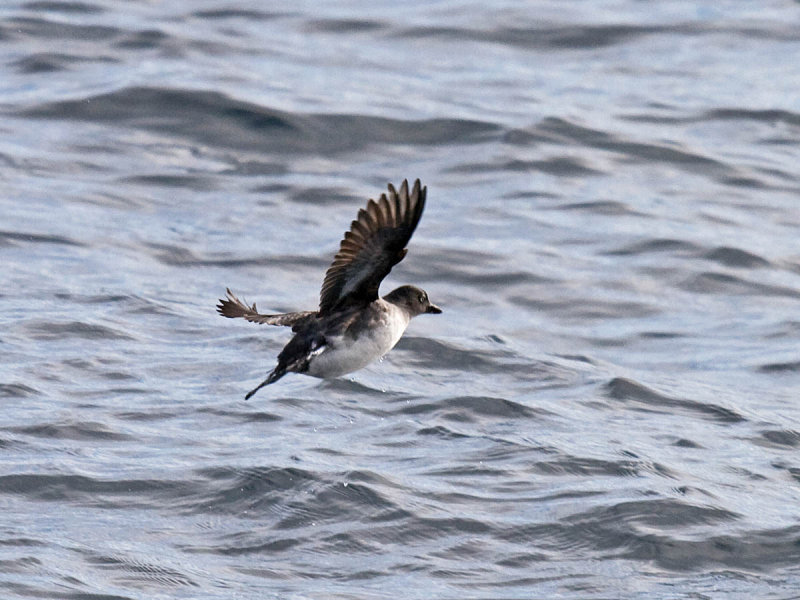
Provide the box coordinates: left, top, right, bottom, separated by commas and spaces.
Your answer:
306, 301, 409, 378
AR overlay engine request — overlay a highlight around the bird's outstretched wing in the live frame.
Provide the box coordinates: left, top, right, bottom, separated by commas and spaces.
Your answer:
216, 288, 316, 330
318, 179, 426, 315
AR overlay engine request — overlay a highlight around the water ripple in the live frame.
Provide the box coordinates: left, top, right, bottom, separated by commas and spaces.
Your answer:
4, 1, 800, 598
604, 377, 745, 424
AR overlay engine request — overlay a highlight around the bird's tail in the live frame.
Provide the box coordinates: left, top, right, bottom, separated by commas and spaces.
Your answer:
244, 366, 286, 400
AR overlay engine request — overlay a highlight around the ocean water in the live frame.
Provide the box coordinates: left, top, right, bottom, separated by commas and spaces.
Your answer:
2, 1, 800, 598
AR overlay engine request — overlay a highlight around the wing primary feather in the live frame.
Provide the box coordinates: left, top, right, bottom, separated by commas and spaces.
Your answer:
399, 180, 410, 219
317, 179, 428, 315
385, 189, 397, 222
377, 194, 390, 228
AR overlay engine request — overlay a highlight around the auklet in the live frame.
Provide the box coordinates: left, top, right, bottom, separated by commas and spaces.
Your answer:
217, 178, 441, 399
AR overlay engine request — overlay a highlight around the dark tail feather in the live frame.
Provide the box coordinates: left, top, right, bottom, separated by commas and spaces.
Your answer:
244, 366, 286, 400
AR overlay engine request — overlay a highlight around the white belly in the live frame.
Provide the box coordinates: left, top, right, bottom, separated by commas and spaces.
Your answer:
306, 302, 409, 378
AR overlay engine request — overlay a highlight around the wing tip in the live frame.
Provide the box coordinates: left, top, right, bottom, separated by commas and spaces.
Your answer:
217, 287, 257, 319
318, 178, 429, 314
216, 295, 235, 318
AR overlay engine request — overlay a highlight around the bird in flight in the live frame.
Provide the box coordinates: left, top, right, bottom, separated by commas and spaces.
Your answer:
217, 179, 441, 399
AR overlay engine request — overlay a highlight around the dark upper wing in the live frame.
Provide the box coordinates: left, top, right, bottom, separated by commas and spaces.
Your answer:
216, 288, 316, 331
318, 179, 426, 315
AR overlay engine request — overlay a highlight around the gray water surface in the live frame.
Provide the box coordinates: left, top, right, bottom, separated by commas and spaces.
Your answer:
3, 1, 800, 599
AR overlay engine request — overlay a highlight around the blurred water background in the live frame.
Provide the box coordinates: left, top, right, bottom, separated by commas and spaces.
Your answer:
2, 1, 800, 598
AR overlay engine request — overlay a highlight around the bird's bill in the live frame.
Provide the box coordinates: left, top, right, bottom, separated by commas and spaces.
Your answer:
426, 304, 442, 314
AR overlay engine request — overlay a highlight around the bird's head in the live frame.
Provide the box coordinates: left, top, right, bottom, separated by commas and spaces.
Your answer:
384, 285, 442, 317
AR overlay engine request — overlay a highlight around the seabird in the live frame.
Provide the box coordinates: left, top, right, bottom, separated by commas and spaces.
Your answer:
217, 179, 441, 399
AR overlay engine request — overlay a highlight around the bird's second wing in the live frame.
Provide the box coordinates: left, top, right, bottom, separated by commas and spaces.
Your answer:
318, 179, 426, 315
217, 288, 316, 330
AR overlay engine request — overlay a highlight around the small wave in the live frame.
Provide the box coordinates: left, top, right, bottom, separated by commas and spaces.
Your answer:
7, 420, 134, 441
186, 534, 301, 557
448, 156, 602, 177
16, 86, 501, 154
604, 377, 745, 424
303, 18, 385, 33
113, 29, 168, 50
499, 498, 740, 565
511, 295, 658, 321
191, 8, 288, 20
401, 247, 547, 289
186, 466, 320, 516
529, 456, 641, 477
23, 2, 104, 15
758, 360, 800, 374
24, 320, 133, 341
604, 237, 699, 256
0, 229, 82, 247
624, 525, 800, 572
115, 410, 181, 422
394, 24, 661, 50
198, 406, 282, 424
0, 383, 38, 398
754, 429, 800, 448
705, 108, 800, 126
221, 159, 287, 177
681, 272, 800, 298
318, 378, 389, 397
417, 425, 470, 439
556, 200, 642, 216
82, 550, 198, 588
11, 51, 115, 73
361, 516, 492, 545
145, 242, 326, 272
396, 395, 548, 424
0, 473, 186, 507
567, 498, 739, 530
122, 174, 217, 191
508, 117, 732, 179
701, 246, 770, 268
625, 107, 800, 126
6, 15, 117, 40
674, 438, 703, 448
288, 185, 361, 205
394, 336, 541, 378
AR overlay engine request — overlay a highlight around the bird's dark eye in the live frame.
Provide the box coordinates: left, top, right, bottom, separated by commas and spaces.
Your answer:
418, 294, 425, 303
